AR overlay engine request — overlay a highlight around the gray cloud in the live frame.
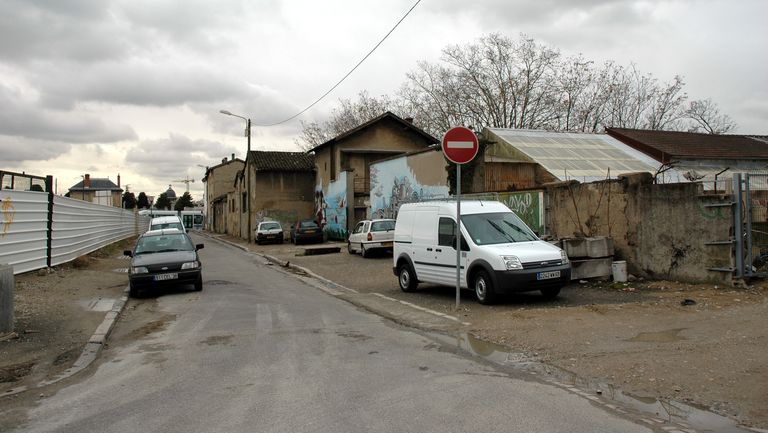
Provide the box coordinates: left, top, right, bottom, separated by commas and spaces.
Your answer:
0, 136, 72, 163
0, 83, 137, 144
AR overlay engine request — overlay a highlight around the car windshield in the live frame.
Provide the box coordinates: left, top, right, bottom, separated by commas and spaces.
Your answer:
462, 212, 538, 245
299, 220, 318, 228
151, 222, 184, 231
260, 222, 281, 230
134, 234, 193, 255
370, 220, 395, 232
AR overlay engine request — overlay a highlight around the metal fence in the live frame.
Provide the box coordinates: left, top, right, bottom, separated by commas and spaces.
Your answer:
0, 189, 148, 275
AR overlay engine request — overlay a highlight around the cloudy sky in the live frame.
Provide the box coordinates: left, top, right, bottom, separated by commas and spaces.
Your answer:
1, 0, 765, 201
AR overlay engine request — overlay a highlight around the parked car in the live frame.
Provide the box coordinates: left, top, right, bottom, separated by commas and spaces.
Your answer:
124, 229, 204, 297
255, 221, 284, 244
347, 219, 396, 257
290, 219, 324, 245
393, 200, 571, 304
149, 215, 186, 233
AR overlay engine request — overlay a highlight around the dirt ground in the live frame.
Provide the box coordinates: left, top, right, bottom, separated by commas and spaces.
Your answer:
2, 234, 767, 431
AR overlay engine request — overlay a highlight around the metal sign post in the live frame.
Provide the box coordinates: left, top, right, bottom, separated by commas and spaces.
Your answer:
441, 126, 479, 310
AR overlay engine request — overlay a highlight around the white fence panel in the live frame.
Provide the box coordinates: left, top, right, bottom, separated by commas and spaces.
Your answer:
50, 196, 138, 267
0, 190, 50, 274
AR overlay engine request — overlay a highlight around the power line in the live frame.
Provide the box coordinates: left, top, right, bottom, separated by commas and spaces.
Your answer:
254, 0, 423, 127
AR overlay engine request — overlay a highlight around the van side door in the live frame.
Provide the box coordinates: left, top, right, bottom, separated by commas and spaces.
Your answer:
434, 217, 468, 287
409, 208, 439, 283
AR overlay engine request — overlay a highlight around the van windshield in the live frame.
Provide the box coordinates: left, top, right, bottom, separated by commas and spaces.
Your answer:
462, 212, 538, 245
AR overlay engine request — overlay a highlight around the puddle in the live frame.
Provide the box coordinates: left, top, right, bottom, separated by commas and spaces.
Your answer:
626, 328, 687, 343
431, 331, 753, 433
77, 298, 116, 312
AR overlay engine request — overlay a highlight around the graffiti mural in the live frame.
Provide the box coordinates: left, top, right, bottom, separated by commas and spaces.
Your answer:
317, 171, 348, 240
497, 191, 544, 234
370, 158, 449, 219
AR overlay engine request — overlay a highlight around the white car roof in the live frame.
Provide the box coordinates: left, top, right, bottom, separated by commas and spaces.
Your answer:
150, 216, 182, 223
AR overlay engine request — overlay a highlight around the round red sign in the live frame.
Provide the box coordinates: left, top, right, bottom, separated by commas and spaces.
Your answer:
442, 126, 479, 164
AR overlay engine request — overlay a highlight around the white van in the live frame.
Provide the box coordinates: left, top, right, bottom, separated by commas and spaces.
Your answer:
149, 215, 187, 233
393, 200, 570, 304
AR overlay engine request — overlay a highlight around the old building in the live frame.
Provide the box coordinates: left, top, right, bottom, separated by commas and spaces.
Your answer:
230, 151, 315, 242
68, 174, 124, 207
308, 112, 437, 239
201, 154, 245, 233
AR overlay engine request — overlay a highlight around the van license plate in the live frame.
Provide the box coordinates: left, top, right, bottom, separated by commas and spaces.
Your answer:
154, 273, 178, 281
537, 271, 560, 280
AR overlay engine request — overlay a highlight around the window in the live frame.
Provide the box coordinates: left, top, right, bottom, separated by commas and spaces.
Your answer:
241, 192, 247, 213
438, 218, 456, 247
462, 212, 537, 245
353, 222, 364, 234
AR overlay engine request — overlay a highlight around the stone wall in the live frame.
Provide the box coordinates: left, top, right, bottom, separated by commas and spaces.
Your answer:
546, 173, 733, 284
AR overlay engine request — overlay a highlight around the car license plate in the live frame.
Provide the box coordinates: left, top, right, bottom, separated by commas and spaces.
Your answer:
154, 273, 178, 281
305, 229, 315, 234
537, 270, 560, 280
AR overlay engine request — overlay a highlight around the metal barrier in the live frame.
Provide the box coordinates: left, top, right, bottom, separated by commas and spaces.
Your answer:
0, 189, 147, 275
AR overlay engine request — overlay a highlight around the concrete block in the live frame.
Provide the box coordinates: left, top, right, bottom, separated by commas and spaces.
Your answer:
570, 258, 613, 280
0, 264, 13, 333
586, 237, 614, 258
562, 238, 587, 258
298, 246, 341, 256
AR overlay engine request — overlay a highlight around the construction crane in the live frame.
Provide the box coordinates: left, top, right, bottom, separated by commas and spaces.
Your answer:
174, 175, 195, 193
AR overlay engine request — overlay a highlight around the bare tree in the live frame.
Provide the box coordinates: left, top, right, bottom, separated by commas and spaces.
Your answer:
686, 98, 737, 134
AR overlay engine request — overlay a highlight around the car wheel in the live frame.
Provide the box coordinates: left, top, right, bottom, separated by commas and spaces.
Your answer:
361, 243, 369, 258
129, 283, 139, 298
474, 270, 497, 305
347, 242, 354, 254
541, 287, 561, 299
194, 276, 203, 292
398, 263, 418, 292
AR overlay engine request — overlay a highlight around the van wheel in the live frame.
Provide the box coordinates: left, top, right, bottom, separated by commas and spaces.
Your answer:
474, 270, 497, 305
347, 242, 354, 254
541, 287, 560, 299
398, 263, 418, 292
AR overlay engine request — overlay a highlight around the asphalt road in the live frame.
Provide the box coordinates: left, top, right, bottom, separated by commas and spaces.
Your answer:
14, 234, 653, 433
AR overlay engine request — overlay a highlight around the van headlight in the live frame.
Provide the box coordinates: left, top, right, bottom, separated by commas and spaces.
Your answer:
560, 250, 569, 264
131, 266, 148, 274
181, 261, 200, 270
501, 255, 523, 270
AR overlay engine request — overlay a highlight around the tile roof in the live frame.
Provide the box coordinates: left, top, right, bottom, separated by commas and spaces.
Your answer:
308, 111, 438, 153
69, 178, 122, 191
606, 128, 768, 162
248, 151, 315, 172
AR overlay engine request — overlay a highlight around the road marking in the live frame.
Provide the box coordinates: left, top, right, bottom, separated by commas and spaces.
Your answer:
372, 293, 470, 326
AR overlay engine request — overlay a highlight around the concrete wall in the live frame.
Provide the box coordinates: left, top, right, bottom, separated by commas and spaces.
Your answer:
206, 159, 244, 232
546, 173, 733, 283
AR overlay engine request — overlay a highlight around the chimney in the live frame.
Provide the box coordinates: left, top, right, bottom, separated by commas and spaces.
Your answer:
222, 157, 227, 164
117, 173, 121, 187
84, 174, 91, 188
231, 153, 235, 161
405, 116, 414, 123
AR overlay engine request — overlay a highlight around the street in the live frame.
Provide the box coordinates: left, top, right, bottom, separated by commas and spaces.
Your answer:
12, 234, 653, 433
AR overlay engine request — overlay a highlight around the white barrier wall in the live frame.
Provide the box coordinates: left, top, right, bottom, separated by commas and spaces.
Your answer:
50, 195, 138, 267
0, 190, 49, 274
0, 190, 145, 275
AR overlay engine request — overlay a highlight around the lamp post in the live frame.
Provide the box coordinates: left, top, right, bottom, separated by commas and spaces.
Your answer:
197, 164, 209, 231
220, 110, 252, 243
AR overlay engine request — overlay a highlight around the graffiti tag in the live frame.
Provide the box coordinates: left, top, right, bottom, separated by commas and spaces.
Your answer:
1, 196, 15, 237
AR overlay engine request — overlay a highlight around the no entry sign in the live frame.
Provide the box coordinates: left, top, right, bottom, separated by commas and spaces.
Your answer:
442, 126, 479, 164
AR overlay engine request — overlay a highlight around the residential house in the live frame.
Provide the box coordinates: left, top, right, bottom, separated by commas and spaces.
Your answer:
201, 154, 245, 233
308, 111, 438, 239
68, 174, 124, 207
230, 150, 316, 242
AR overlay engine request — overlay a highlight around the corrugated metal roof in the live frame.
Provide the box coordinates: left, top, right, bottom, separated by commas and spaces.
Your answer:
484, 128, 659, 182
606, 128, 768, 161
248, 151, 315, 172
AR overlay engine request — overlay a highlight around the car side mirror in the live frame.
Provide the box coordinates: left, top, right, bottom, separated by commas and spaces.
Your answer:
196, 244, 204, 251
123, 250, 133, 257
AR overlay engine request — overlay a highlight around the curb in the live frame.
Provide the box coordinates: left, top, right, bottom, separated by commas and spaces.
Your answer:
2, 289, 129, 397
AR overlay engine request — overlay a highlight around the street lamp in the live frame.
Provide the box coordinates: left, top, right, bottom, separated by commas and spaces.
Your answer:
220, 109, 252, 243
197, 164, 209, 231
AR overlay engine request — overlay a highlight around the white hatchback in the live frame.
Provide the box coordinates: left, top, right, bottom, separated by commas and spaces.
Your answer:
347, 219, 396, 258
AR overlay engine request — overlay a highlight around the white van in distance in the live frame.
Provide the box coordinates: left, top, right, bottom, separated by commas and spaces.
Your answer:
393, 200, 571, 304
